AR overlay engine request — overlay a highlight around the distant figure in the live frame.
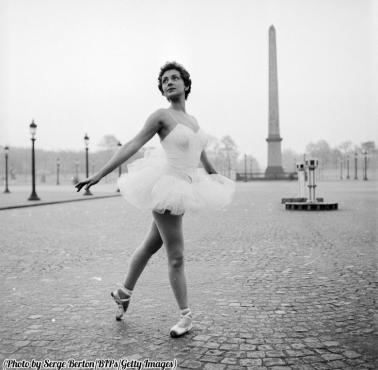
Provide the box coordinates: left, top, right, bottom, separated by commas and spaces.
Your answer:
75, 61, 235, 337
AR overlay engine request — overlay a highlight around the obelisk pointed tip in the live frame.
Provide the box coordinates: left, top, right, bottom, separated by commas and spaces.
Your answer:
269, 25, 276, 31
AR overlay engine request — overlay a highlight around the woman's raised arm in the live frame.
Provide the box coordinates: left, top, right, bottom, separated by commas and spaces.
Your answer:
75, 109, 164, 192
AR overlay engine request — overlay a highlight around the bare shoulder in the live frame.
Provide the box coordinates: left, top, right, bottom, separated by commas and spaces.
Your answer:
145, 108, 172, 126
145, 108, 163, 125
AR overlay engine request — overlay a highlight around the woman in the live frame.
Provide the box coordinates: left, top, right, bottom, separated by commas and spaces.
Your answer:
75, 61, 235, 338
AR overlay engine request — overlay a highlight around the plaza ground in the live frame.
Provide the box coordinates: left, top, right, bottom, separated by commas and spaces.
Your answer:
0, 180, 377, 369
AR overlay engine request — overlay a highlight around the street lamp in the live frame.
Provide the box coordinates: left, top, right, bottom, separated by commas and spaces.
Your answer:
3, 146, 10, 193
28, 120, 40, 201
339, 159, 343, 180
117, 141, 122, 192
83, 133, 92, 195
354, 152, 358, 180
362, 149, 368, 181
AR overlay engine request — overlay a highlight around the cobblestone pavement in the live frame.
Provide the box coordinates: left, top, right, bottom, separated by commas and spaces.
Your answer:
0, 181, 377, 370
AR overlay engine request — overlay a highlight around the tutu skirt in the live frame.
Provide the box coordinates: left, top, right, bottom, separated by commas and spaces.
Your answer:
118, 149, 235, 215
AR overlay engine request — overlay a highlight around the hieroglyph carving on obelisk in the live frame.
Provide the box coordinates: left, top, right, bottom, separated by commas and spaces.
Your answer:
265, 25, 284, 178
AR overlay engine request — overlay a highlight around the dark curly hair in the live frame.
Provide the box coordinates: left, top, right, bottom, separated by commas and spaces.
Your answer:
158, 61, 192, 100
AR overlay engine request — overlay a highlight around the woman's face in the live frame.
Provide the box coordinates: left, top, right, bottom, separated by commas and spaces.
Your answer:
161, 69, 186, 100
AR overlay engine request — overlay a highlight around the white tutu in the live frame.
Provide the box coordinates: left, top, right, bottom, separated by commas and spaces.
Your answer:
118, 148, 235, 215
118, 111, 236, 215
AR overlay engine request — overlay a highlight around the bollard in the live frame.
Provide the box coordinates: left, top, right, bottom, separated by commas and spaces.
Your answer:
305, 158, 318, 202
297, 162, 306, 198
281, 162, 308, 204
284, 157, 338, 211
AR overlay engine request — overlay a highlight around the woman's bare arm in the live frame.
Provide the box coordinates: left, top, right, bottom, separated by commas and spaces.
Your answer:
96, 110, 163, 178
200, 150, 218, 175
75, 109, 164, 192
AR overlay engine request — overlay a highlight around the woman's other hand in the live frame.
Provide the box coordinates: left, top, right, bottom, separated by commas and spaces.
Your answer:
75, 174, 101, 192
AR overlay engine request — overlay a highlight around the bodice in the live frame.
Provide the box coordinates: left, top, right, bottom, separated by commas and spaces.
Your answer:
160, 120, 208, 180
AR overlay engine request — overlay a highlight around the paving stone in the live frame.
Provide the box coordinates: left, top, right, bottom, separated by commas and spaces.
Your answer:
241, 344, 257, 351
327, 360, 348, 369
289, 364, 315, 370
203, 364, 226, 370
291, 343, 306, 350
309, 364, 330, 370
321, 353, 344, 361
219, 344, 239, 351
179, 359, 202, 369
200, 356, 223, 363
247, 351, 266, 359
286, 350, 308, 357
240, 358, 263, 366
266, 350, 285, 358
203, 342, 221, 349
13, 340, 31, 347
224, 351, 246, 359
220, 358, 238, 365
343, 350, 362, 359
263, 358, 286, 367
302, 356, 326, 364
193, 335, 212, 341
323, 341, 340, 347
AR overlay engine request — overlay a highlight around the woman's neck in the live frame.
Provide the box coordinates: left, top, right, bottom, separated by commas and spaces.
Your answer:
169, 98, 186, 113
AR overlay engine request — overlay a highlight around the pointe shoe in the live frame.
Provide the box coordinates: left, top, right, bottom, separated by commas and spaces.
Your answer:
170, 311, 193, 338
111, 287, 131, 321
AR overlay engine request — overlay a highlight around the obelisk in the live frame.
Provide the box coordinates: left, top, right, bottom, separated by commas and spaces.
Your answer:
265, 25, 284, 179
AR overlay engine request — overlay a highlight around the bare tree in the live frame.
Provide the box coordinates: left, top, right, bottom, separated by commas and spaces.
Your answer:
98, 134, 120, 149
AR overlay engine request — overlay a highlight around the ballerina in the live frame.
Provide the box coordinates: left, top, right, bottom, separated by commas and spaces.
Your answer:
75, 61, 235, 337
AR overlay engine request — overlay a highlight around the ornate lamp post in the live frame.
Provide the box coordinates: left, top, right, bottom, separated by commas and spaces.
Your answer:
3, 146, 10, 193
28, 120, 40, 201
83, 133, 92, 195
117, 141, 122, 192
56, 157, 60, 185
362, 150, 368, 181
354, 152, 358, 180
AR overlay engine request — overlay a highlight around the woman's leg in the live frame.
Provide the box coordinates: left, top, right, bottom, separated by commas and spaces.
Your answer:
152, 211, 188, 310
123, 220, 163, 290
112, 220, 163, 321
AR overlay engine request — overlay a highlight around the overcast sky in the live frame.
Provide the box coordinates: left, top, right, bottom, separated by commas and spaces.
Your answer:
0, 0, 377, 168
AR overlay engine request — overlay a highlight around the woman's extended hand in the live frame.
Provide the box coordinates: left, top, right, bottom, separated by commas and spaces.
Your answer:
75, 174, 102, 193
